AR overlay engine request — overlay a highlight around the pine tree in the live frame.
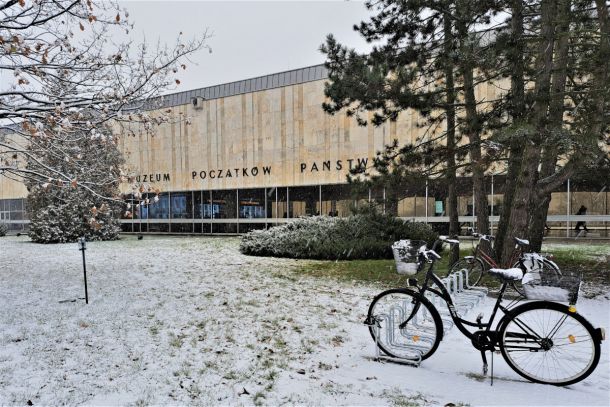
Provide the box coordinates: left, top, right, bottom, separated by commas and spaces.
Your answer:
25, 125, 124, 243
322, 0, 609, 262
497, 0, 610, 259
321, 0, 502, 261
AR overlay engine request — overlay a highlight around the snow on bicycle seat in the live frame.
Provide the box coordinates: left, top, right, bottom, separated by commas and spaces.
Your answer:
488, 268, 524, 281
514, 237, 530, 246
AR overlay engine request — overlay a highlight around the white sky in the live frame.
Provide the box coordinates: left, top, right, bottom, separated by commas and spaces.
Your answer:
119, 0, 373, 93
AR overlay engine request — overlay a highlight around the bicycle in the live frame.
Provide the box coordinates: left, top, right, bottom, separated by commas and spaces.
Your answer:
450, 233, 561, 294
365, 238, 605, 386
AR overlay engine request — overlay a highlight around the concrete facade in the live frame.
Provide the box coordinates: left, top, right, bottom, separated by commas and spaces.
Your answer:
1, 64, 608, 235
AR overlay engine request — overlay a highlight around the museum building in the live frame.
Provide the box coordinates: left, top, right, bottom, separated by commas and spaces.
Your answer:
1, 64, 609, 236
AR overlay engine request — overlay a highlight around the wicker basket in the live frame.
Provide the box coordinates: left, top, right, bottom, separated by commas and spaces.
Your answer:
392, 240, 426, 275
522, 272, 581, 304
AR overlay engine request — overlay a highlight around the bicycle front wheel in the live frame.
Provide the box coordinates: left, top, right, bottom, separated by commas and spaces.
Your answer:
367, 288, 442, 361
499, 301, 601, 386
450, 257, 485, 287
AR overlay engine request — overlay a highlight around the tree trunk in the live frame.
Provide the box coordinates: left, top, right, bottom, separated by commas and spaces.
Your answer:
456, 1, 489, 239
527, 154, 557, 252
443, 10, 460, 264
501, 0, 557, 261
534, 0, 610, 197
495, 0, 526, 262
528, 0, 571, 252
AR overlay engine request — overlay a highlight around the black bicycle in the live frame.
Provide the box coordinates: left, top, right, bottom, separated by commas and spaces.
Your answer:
365, 238, 605, 386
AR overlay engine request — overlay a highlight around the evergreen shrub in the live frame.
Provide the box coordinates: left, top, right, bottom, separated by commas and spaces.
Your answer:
25, 125, 124, 244
0, 223, 7, 237
239, 211, 437, 260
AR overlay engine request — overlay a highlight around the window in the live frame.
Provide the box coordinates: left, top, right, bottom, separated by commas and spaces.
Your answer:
239, 189, 266, 219
148, 193, 170, 219
289, 186, 320, 217
212, 190, 237, 219
170, 192, 193, 219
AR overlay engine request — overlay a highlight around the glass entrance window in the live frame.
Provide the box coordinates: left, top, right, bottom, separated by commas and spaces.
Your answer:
194, 191, 212, 219
212, 190, 237, 219
148, 193, 170, 219
0, 199, 9, 222
322, 184, 358, 217
289, 186, 320, 217
277, 187, 289, 218
138, 199, 149, 219
264, 187, 276, 218
170, 192, 193, 219
239, 189, 266, 219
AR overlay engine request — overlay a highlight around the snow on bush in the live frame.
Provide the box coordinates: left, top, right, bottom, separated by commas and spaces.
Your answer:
240, 212, 437, 260
0, 223, 7, 237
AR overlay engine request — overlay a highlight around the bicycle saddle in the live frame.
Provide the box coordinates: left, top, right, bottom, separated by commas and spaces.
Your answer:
488, 267, 524, 281
514, 237, 530, 246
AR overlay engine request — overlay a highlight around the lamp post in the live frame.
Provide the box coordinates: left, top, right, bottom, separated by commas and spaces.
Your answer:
78, 237, 89, 304
491, 173, 494, 233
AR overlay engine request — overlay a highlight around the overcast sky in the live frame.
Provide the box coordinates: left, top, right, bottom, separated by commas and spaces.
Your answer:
119, 1, 373, 93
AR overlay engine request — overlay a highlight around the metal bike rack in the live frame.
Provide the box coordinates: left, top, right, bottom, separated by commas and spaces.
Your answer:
427, 268, 488, 334
369, 238, 489, 365
371, 316, 423, 367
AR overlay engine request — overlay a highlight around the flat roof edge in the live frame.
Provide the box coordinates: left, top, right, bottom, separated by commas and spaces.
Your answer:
130, 63, 328, 112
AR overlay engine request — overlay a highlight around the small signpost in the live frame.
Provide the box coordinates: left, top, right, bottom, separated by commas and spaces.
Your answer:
78, 237, 89, 304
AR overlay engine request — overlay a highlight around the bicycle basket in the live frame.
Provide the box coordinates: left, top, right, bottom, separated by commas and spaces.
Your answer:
521, 253, 545, 273
522, 271, 581, 304
392, 240, 426, 275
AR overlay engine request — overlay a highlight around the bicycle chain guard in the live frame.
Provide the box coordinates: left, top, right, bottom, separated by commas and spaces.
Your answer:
471, 330, 497, 352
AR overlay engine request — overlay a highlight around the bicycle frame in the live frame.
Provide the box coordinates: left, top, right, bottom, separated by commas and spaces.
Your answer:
470, 238, 522, 270
408, 260, 513, 345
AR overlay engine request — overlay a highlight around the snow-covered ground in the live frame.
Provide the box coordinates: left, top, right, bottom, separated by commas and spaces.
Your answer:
0, 236, 608, 406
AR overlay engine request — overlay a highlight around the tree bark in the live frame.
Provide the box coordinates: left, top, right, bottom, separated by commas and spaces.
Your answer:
443, 9, 460, 264
528, 0, 571, 252
495, 0, 526, 262
501, 0, 557, 262
529, 0, 609, 225
456, 1, 490, 239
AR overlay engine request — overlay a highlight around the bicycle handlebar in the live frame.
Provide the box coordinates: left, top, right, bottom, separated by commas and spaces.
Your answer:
472, 232, 495, 241
439, 235, 460, 245
419, 244, 441, 262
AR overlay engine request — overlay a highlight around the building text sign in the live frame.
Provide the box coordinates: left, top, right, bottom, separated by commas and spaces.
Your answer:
136, 157, 371, 183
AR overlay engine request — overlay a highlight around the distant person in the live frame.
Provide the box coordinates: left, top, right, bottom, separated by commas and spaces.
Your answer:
574, 205, 589, 233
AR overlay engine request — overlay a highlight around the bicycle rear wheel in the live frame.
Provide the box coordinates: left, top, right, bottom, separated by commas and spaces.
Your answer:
449, 257, 485, 287
366, 288, 442, 361
499, 301, 601, 386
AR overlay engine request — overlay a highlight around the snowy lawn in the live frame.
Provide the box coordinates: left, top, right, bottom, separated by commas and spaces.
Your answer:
0, 236, 608, 406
